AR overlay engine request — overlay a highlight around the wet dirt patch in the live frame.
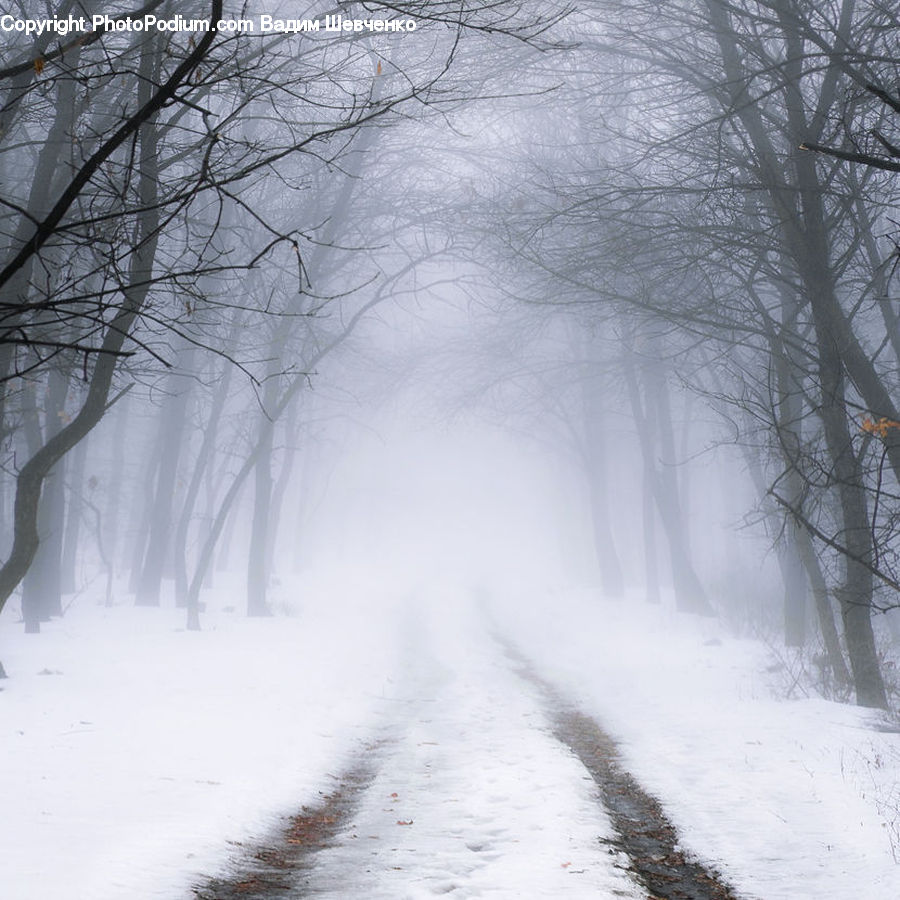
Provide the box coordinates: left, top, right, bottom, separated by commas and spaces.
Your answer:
191, 756, 381, 899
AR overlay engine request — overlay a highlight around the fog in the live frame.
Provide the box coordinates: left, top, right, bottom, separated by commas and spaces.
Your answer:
1, 1, 899, 897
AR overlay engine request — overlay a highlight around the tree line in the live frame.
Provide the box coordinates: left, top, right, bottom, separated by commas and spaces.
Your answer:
0, 0, 561, 673
2, 0, 899, 712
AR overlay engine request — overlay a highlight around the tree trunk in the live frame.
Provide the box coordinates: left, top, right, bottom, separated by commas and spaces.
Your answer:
105, 391, 130, 572
794, 526, 851, 689
174, 347, 235, 608
780, 517, 808, 648
625, 346, 713, 615
135, 345, 194, 606
791, 157, 886, 706
581, 366, 625, 597
246, 415, 275, 617
641, 465, 660, 605
21, 366, 69, 630
263, 404, 299, 588
60, 427, 88, 594
128, 446, 161, 593
811, 321, 886, 707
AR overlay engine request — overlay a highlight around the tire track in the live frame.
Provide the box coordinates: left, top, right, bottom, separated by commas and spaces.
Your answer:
501, 637, 742, 900
191, 748, 383, 900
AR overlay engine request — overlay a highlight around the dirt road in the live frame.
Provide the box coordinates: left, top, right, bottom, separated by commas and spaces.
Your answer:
194, 612, 739, 899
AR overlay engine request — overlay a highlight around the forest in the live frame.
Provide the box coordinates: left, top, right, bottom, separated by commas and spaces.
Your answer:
1, 1, 899, 897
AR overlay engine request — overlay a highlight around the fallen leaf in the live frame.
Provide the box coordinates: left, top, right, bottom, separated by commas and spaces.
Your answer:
396, 819, 413, 826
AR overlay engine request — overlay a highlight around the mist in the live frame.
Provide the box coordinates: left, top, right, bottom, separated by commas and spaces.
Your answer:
1, 2, 899, 897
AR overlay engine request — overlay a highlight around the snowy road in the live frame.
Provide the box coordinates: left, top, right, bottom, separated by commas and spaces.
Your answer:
298, 600, 644, 899
197, 593, 741, 899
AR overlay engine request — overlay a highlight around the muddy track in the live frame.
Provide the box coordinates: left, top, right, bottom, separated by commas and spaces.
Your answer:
191, 755, 381, 899
502, 639, 742, 900
550, 705, 741, 900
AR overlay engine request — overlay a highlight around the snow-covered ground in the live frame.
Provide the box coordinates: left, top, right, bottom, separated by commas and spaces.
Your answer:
496, 586, 900, 900
0, 576, 409, 900
1, 577, 898, 898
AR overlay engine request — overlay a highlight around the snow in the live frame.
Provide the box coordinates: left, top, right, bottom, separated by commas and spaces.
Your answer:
495, 585, 900, 900
0, 578, 408, 900
1, 576, 898, 898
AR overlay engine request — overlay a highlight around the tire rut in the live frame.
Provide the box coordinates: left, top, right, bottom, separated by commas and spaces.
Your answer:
501, 637, 742, 900
191, 747, 384, 900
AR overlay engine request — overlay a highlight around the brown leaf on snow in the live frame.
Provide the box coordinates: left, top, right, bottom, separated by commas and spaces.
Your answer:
396, 819, 413, 826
